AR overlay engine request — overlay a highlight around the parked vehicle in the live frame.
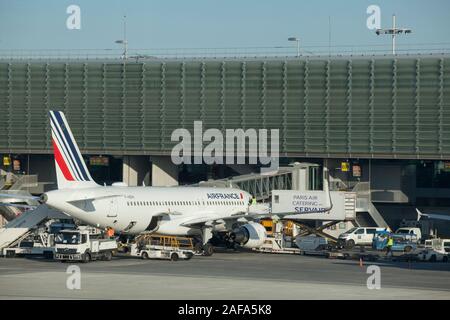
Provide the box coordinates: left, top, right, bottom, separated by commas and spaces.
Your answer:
395, 227, 422, 243
419, 238, 450, 262
418, 249, 448, 262
130, 235, 195, 261
372, 230, 417, 253
338, 227, 385, 249
54, 226, 117, 262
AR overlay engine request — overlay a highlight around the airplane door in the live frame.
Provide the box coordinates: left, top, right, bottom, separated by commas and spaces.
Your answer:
107, 198, 118, 218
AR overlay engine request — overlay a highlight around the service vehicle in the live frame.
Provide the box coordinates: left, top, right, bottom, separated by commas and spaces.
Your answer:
54, 226, 117, 262
130, 234, 195, 261
372, 231, 417, 253
418, 238, 450, 262
338, 227, 385, 248
395, 227, 422, 243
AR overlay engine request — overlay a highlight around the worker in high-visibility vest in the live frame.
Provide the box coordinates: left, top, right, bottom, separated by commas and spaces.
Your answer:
106, 227, 115, 238
385, 235, 394, 257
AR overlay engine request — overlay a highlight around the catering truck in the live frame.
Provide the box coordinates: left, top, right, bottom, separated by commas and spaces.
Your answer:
54, 226, 117, 263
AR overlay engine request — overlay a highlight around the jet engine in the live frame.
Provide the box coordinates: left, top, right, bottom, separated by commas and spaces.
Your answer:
229, 222, 267, 249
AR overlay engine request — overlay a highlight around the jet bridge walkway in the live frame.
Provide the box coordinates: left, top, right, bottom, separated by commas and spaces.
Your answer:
195, 166, 300, 201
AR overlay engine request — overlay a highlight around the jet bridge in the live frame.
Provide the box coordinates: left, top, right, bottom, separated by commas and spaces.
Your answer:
196, 162, 322, 201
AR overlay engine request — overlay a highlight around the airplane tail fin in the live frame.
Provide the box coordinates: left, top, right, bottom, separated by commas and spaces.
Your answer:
49, 110, 98, 189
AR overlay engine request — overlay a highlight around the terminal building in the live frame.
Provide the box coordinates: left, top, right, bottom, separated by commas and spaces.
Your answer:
1, 54, 450, 234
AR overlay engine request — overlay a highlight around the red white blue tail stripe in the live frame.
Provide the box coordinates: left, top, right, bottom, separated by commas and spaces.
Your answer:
49, 110, 93, 182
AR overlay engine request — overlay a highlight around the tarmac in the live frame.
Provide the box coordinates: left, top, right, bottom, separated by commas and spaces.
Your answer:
0, 251, 449, 299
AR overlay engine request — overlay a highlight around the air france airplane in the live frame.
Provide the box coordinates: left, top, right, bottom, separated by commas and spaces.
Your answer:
35, 111, 331, 254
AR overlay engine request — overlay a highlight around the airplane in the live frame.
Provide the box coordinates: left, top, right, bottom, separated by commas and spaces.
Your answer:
416, 209, 450, 222
2, 111, 333, 255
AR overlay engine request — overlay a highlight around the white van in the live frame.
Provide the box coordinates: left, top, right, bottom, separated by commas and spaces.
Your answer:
395, 227, 422, 243
338, 227, 385, 248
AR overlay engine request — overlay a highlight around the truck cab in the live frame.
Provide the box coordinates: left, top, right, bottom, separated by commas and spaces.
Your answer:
395, 227, 422, 243
54, 227, 117, 262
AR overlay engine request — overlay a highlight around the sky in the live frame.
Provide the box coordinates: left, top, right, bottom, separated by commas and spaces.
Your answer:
0, 0, 449, 53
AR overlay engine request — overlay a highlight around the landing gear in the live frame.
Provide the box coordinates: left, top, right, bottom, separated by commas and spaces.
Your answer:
202, 243, 214, 256
192, 227, 216, 256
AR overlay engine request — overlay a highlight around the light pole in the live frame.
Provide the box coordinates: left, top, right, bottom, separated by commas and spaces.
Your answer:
288, 37, 300, 57
375, 14, 412, 55
115, 15, 128, 60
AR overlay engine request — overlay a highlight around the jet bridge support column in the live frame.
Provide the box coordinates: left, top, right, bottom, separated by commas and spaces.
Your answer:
150, 156, 179, 187
123, 156, 151, 187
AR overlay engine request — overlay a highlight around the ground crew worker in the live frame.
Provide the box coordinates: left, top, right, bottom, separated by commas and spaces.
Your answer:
386, 235, 394, 257
106, 227, 115, 239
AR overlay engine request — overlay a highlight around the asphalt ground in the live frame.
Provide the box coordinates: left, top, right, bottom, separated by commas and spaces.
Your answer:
0, 251, 449, 299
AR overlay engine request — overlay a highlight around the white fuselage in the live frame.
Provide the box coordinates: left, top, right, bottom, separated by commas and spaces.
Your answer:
44, 186, 251, 235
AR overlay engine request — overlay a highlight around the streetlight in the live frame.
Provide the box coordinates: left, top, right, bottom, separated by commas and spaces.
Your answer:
115, 15, 128, 60
288, 37, 300, 57
375, 14, 412, 55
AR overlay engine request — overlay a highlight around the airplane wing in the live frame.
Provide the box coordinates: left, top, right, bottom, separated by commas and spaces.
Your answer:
181, 204, 271, 227
0, 193, 41, 201
67, 194, 124, 203
0, 203, 37, 209
416, 209, 450, 222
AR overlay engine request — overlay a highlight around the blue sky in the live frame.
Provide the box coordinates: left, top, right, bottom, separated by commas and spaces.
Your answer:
0, 0, 449, 51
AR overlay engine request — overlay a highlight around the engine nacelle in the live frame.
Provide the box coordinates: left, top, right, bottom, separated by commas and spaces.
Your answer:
230, 222, 267, 249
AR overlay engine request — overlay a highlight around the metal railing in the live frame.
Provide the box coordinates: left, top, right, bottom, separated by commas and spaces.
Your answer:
1, 43, 450, 60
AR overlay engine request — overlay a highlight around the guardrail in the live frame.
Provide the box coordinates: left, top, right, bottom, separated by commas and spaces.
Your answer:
1, 44, 450, 60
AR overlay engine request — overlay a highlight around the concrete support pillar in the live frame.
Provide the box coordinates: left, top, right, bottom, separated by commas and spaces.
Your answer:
151, 156, 178, 186
123, 156, 150, 187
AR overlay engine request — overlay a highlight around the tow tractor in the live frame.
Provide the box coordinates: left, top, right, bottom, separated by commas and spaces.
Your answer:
418, 238, 450, 262
130, 234, 195, 261
54, 226, 117, 263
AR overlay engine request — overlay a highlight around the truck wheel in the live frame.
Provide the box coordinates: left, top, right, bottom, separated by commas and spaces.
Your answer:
103, 251, 112, 261
202, 244, 214, 256
171, 253, 179, 261
142, 252, 149, 260
404, 246, 412, 253
345, 240, 355, 249
83, 252, 91, 263
194, 242, 203, 254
